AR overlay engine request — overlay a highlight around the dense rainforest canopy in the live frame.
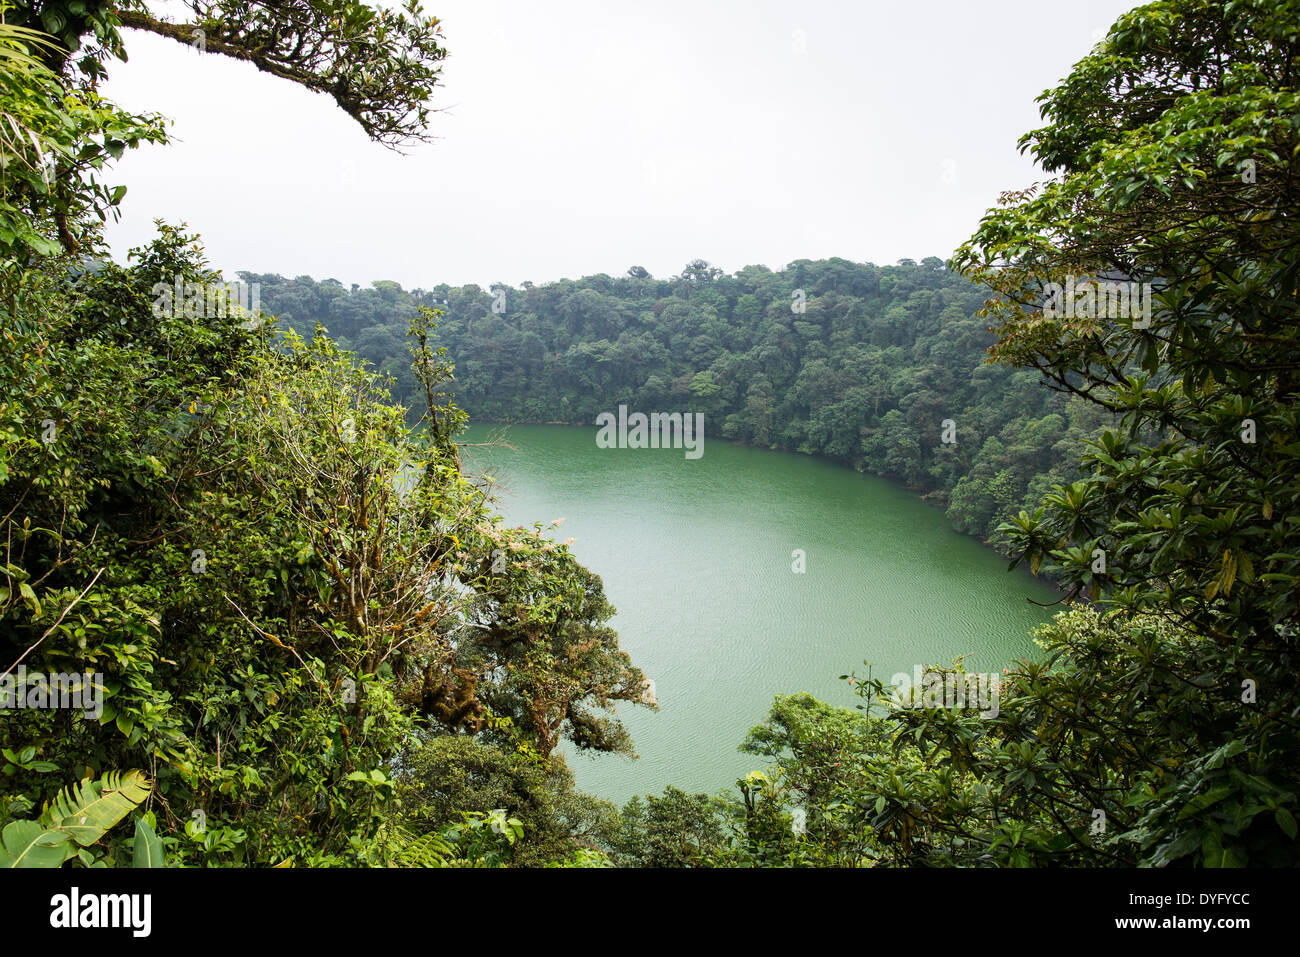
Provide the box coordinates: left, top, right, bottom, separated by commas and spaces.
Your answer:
2, 0, 1298, 868
247, 258, 1113, 547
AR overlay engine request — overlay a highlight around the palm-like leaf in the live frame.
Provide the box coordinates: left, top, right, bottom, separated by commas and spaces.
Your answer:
41, 770, 153, 847
0, 21, 66, 174
0, 22, 64, 71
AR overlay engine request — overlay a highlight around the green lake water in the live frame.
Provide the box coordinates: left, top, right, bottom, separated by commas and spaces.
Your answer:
460, 424, 1057, 805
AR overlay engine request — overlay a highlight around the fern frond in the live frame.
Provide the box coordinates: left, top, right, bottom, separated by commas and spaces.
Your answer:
379, 824, 455, 868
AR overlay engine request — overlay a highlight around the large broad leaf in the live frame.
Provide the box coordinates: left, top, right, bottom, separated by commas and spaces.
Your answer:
0, 820, 72, 868
42, 771, 152, 847
132, 816, 165, 868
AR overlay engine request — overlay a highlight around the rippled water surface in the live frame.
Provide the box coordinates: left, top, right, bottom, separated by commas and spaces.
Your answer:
462, 424, 1057, 804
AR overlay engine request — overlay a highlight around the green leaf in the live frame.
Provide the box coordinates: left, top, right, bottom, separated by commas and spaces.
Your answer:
0, 820, 71, 868
43, 770, 152, 846
1276, 808, 1297, 841
18, 582, 39, 615
1177, 786, 1233, 820
133, 816, 165, 868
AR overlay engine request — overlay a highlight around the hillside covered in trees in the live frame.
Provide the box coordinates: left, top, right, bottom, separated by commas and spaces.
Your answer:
249, 259, 1110, 544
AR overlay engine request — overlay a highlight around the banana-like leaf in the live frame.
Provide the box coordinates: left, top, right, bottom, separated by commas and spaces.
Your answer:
133, 816, 165, 868
0, 819, 72, 868
43, 770, 152, 847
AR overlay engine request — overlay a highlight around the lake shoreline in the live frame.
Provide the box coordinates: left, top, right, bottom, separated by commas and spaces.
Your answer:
461, 422, 1059, 803
462, 417, 1066, 594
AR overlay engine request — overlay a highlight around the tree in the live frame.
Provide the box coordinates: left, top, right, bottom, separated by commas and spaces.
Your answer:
678, 258, 722, 284
614, 787, 729, 867
10, 1, 449, 147
941, 0, 1300, 865
397, 734, 620, 867
0, 11, 164, 260
461, 529, 655, 758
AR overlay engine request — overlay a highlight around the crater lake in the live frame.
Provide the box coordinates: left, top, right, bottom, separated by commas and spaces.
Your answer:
461, 424, 1058, 804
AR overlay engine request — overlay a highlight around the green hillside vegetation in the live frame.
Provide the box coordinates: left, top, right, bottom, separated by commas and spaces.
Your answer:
248, 260, 1112, 545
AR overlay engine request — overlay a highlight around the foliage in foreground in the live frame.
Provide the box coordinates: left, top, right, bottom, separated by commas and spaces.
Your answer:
1, 1, 648, 868
0, 770, 157, 868
615, 0, 1300, 869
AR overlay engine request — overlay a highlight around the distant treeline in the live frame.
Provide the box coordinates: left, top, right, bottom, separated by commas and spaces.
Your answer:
246, 257, 1109, 544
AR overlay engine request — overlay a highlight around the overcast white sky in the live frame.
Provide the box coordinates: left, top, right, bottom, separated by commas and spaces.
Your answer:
101, 0, 1140, 289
